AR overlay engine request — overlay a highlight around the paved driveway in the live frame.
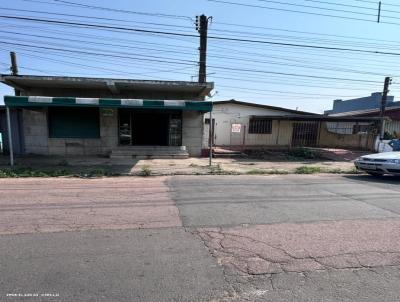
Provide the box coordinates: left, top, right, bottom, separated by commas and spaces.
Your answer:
1, 174, 400, 301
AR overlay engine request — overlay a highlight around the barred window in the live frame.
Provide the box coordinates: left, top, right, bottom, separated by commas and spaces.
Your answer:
249, 118, 272, 134
353, 124, 369, 134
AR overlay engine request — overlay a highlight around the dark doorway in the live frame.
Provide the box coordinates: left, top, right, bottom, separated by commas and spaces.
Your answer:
118, 109, 182, 146
291, 122, 320, 147
132, 112, 169, 146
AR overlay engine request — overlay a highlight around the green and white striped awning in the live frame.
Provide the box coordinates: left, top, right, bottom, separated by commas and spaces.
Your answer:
4, 96, 213, 112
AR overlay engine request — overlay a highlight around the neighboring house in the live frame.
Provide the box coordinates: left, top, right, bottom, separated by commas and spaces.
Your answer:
1, 75, 213, 158
328, 106, 400, 138
324, 92, 397, 115
203, 100, 381, 151
325, 93, 400, 138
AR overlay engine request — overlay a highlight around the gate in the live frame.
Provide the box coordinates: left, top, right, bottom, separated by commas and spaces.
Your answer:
291, 122, 320, 147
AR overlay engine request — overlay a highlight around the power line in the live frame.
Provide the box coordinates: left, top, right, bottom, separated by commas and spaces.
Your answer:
206, 0, 400, 25
2, 29, 397, 77
3, 15, 400, 57
17, 0, 192, 20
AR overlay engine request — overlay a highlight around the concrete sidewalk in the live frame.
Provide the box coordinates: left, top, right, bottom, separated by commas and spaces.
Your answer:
0, 155, 356, 176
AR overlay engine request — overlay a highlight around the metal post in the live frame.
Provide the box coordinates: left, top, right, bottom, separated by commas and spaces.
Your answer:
209, 109, 213, 166
6, 107, 14, 167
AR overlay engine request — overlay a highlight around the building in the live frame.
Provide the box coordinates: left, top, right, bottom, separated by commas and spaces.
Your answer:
1, 75, 213, 158
203, 100, 381, 151
325, 93, 400, 139
324, 92, 397, 115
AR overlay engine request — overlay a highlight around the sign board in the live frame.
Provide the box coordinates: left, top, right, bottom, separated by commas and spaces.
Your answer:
101, 108, 114, 117
231, 123, 241, 133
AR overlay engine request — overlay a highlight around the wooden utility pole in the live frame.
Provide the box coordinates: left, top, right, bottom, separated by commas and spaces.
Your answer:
379, 76, 392, 140
196, 15, 210, 83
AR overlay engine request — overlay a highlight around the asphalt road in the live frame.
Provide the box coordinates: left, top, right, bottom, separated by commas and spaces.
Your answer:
1, 174, 400, 301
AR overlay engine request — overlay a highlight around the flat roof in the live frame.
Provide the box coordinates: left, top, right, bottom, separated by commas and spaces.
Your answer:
0, 75, 214, 97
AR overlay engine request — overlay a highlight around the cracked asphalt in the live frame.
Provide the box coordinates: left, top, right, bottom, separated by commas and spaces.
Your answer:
1, 174, 400, 301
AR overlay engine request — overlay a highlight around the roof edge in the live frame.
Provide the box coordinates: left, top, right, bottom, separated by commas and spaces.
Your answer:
213, 99, 317, 115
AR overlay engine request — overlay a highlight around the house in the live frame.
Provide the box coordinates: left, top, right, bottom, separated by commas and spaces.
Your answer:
1, 75, 213, 158
203, 100, 381, 151
326, 93, 400, 139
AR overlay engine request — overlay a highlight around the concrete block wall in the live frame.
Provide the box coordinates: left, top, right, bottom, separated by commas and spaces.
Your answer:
182, 111, 204, 157
23, 109, 49, 154
22, 108, 119, 156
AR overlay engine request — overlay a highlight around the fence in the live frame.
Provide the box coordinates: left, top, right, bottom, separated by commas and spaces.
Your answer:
204, 119, 377, 151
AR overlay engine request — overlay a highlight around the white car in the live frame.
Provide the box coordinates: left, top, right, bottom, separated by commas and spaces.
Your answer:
354, 152, 400, 176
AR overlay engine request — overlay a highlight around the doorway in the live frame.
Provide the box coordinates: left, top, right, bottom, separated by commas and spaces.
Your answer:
118, 109, 182, 146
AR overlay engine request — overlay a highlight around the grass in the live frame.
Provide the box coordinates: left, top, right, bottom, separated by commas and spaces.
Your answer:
246, 169, 289, 175
294, 166, 322, 174
287, 147, 321, 160
140, 165, 152, 176
0, 167, 112, 178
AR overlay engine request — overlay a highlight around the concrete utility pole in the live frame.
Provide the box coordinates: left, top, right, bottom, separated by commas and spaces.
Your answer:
379, 76, 392, 140
196, 15, 211, 83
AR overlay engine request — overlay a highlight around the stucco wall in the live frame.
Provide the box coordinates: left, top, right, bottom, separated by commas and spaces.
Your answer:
318, 122, 375, 150
182, 111, 203, 156
23, 108, 118, 156
204, 103, 299, 147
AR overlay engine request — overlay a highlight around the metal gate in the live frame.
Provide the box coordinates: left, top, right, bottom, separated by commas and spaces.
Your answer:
291, 122, 320, 147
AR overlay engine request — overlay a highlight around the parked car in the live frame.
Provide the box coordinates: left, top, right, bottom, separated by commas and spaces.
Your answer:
354, 152, 400, 176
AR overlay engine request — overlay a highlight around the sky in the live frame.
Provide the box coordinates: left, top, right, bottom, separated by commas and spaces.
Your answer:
1, 0, 400, 113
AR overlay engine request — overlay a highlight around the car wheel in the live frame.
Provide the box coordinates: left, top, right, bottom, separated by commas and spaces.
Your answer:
367, 172, 384, 177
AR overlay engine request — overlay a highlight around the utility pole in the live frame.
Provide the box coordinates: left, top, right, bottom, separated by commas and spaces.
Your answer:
7, 51, 18, 167
377, 1, 381, 23
379, 76, 392, 140
10, 51, 18, 75
196, 15, 211, 83
10, 51, 20, 96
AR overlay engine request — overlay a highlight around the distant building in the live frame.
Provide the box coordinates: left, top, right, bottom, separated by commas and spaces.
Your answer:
324, 92, 397, 115
325, 93, 400, 138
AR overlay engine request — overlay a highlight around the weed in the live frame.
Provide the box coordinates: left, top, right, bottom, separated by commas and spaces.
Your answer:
246, 169, 289, 175
140, 165, 152, 176
294, 166, 322, 174
288, 147, 320, 159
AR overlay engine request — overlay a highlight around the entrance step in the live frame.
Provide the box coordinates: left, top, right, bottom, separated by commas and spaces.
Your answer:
212, 147, 246, 158
110, 146, 189, 159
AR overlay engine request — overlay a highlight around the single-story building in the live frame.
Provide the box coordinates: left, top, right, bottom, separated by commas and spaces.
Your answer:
1, 75, 213, 158
328, 106, 400, 139
203, 100, 382, 151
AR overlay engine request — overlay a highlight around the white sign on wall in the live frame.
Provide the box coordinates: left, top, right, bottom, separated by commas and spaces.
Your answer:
231, 123, 241, 133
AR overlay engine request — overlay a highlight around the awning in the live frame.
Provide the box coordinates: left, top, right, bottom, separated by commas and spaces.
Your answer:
4, 96, 213, 112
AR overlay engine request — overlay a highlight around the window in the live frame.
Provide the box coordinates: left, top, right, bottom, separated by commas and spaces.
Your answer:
48, 107, 100, 138
353, 124, 370, 134
204, 118, 215, 125
249, 118, 272, 134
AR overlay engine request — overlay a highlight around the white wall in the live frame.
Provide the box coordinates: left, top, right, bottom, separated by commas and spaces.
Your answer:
203, 103, 301, 147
